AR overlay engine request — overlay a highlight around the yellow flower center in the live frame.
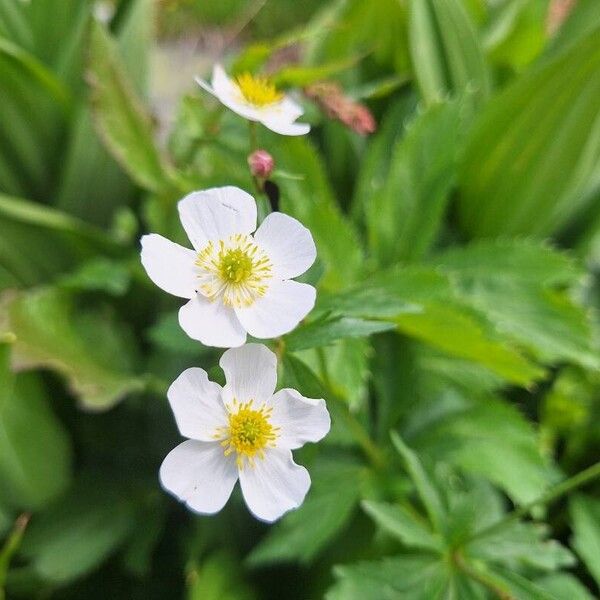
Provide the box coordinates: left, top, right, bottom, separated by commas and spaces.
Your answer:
235, 72, 283, 107
214, 400, 279, 468
195, 234, 272, 308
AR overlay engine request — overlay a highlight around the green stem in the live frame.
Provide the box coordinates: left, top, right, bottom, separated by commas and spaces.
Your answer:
248, 120, 258, 152
0, 514, 30, 599
316, 347, 386, 470
467, 460, 600, 543
453, 552, 513, 600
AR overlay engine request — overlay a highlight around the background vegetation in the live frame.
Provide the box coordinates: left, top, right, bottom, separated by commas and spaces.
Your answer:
1, 0, 600, 598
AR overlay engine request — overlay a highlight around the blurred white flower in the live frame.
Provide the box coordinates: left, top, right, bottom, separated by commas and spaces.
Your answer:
160, 344, 331, 522
196, 65, 310, 136
140, 186, 316, 347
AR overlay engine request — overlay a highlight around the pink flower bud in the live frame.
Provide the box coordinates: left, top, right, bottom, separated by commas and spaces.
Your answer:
248, 150, 274, 179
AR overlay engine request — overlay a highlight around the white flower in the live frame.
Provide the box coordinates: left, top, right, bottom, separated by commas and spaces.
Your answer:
196, 65, 310, 136
159, 344, 331, 522
140, 186, 317, 348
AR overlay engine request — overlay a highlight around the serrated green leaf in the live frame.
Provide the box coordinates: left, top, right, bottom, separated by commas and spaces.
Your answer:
361, 500, 444, 552
432, 241, 598, 370
468, 521, 575, 571
319, 266, 545, 385
284, 315, 394, 352
408, 395, 555, 504
458, 26, 600, 238
0, 342, 72, 510
327, 554, 448, 600
247, 460, 363, 566
431, 239, 582, 286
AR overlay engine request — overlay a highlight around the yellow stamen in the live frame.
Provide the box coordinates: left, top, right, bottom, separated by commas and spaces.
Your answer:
214, 399, 279, 469
195, 234, 272, 308
235, 72, 283, 107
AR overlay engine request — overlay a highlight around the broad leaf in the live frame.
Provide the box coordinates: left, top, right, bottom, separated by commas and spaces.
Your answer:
458, 26, 600, 238
87, 21, 175, 194
0, 341, 72, 509
6, 287, 144, 411
570, 494, 600, 588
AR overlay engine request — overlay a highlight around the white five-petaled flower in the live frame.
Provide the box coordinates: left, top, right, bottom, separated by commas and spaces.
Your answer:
160, 344, 331, 522
140, 186, 317, 348
196, 65, 310, 136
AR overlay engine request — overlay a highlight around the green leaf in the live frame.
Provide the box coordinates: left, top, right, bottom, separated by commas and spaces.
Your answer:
408, 0, 491, 105
247, 460, 363, 566
570, 494, 600, 588
393, 299, 545, 386
458, 26, 600, 238
58, 258, 131, 296
284, 315, 394, 352
365, 100, 464, 265
55, 0, 152, 225
431, 239, 582, 286
487, 566, 556, 600
361, 500, 444, 552
0, 342, 72, 510
351, 97, 415, 224
6, 287, 144, 411
273, 56, 359, 87
20, 480, 134, 584
188, 553, 256, 600
0, 37, 66, 198
319, 266, 545, 385
390, 432, 446, 531
535, 573, 595, 600
432, 241, 599, 370
271, 136, 364, 290
87, 21, 175, 193
327, 554, 448, 600
468, 521, 575, 571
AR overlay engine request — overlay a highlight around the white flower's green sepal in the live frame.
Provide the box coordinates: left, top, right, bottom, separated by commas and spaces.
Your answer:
196, 65, 310, 136
159, 344, 331, 522
140, 186, 317, 348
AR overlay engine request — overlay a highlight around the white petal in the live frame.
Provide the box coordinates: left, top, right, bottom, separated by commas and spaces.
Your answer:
253, 212, 316, 279
167, 368, 227, 441
235, 280, 316, 339
268, 389, 330, 450
261, 118, 310, 136
160, 440, 238, 515
210, 65, 265, 122
178, 187, 257, 250
239, 448, 310, 522
179, 295, 246, 348
140, 234, 196, 299
278, 96, 304, 120
195, 75, 215, 96
220, 343, 277, 405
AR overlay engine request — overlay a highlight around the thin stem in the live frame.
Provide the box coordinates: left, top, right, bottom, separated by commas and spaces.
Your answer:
453, 552, 513, 600
0, 513, 30, 600
467, 460, 600, 543
248, 121, 258, 152
316, 347, 386, 470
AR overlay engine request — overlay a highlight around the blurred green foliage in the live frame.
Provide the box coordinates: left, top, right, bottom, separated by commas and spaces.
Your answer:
1, 0, 600, 598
